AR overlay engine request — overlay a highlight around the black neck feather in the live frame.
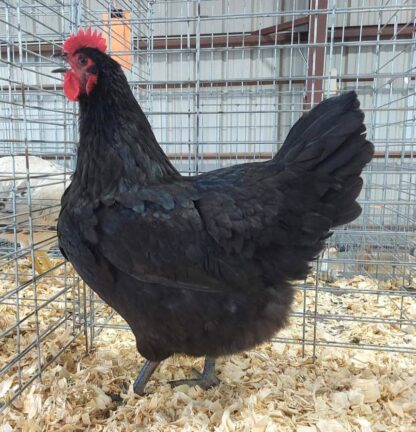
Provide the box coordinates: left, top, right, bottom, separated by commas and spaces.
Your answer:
74, 55, 179, 199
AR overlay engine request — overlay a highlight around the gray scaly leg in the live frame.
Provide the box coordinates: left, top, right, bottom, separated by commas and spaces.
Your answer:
133, 360, 160, 395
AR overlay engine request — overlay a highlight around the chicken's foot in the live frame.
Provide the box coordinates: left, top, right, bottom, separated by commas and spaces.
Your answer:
169, 356, 220, 390
133, 360, 160, 395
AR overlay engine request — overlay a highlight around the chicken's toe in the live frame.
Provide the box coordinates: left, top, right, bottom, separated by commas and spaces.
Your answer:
169, 357, 220, 390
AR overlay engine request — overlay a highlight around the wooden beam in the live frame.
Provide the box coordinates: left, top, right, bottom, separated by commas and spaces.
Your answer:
1, 23, 413, 56
250, 16, 309, 35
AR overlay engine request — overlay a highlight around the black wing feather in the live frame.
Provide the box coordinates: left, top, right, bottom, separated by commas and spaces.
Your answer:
84, 91, 373, 294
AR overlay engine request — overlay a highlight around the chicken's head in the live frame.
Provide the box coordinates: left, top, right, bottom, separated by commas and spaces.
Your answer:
53, 28, 107, 101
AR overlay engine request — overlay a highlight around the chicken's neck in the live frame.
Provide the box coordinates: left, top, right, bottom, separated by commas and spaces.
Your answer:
74, 73, 179, 200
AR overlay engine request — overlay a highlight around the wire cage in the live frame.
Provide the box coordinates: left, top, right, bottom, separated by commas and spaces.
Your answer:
0, 0, 415, 413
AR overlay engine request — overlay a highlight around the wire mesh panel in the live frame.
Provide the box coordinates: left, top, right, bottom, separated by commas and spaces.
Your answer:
0, 0, 415, 414
0, 0, 82, 412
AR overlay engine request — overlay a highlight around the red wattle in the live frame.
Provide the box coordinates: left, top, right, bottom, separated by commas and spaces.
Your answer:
64, 71, 81, 101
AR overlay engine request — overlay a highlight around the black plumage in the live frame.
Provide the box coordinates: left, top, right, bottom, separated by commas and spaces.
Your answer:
57, 46, 374, 393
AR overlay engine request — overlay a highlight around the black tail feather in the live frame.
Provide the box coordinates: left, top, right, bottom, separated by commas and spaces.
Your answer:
276, 91, 363, 166
276, 91, 374, 229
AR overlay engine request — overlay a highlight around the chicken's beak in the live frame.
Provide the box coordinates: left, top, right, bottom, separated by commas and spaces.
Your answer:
52, 67, 68, 73
51, 52, 68, 73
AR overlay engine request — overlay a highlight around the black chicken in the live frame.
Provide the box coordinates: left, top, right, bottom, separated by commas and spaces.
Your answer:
54, 29, 374, 394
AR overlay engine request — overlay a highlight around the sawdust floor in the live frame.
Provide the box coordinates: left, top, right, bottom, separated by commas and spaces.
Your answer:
0, 265, 415, 432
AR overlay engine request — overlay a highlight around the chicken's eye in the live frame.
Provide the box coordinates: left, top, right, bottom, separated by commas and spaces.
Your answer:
78, 56, 88, 66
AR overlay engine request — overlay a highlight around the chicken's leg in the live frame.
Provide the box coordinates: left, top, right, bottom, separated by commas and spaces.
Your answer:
133, 360, 161, 395
169, 357, 220, 390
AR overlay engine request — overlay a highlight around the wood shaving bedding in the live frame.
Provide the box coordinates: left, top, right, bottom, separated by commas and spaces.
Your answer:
0, 262, 415, 431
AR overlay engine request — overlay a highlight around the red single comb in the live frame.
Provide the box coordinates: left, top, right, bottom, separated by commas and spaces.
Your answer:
63, 28, 107, 54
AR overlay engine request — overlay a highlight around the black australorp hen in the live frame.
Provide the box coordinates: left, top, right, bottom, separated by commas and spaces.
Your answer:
55, 29, 374, 394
